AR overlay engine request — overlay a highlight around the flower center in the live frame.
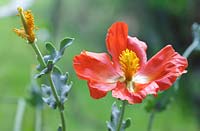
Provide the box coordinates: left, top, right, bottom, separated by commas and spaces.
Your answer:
119, 49, 140, 82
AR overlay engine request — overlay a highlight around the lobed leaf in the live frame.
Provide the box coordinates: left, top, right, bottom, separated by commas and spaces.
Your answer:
27, 82, 43, 108
51, 67, 72, 104
44, 37, 74, 64
107, 102, 131, 131
41, 66, 72, 109
42, 84, 57, 109
59, 37, 74, 55
35, 60, 54, 78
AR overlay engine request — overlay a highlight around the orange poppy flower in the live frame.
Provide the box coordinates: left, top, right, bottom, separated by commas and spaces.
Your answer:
73, 22, 188, 104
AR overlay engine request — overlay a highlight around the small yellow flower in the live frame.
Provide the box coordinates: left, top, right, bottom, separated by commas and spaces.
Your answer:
14, 7, 36, 43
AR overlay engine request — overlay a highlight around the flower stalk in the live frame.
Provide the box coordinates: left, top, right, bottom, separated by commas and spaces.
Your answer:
183, 23, 200, 58
13, 98, 26, 131
31, 44, 46, 68
35, 106, 42, 131
147, 110, 155, 131
59, 109, 66, 131
116, 100, 126, 131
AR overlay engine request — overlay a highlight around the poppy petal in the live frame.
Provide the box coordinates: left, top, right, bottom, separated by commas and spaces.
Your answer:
88, 82, 107, 99
106, 22, 128, 61
73, 51, 121, 83
127, 36, 147, 67
112, 82, 143, 104
135, 45, 188, 90
88, 81, 117, 91
134, 82, 159, 97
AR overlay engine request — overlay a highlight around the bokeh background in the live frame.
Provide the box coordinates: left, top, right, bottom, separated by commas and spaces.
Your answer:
0, 0, 200, 131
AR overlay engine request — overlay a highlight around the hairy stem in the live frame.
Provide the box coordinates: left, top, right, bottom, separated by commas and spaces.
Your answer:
117, 101, 126, 131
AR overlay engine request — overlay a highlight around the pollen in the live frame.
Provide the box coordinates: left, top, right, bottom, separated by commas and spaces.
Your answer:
13, 28, 28, 39
14, 7, 36, 43
119, 49, 140, 81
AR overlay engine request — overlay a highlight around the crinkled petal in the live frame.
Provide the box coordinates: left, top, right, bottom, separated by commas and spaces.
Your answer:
88, 81, 117, 91
135, 45, 188, 91
106, 22, 128, 61
134, 82, 159, 97
112, 82, 143, 104
73, 51, 121, 83
88, 81, 107, 99
127, 36, 147, 67
112, 82, 159, 104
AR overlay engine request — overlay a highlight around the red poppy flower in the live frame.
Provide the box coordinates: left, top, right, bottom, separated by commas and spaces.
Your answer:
73, 22, 188, 104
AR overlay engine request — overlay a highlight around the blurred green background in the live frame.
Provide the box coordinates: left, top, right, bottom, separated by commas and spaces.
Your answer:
0, 0, 200, 131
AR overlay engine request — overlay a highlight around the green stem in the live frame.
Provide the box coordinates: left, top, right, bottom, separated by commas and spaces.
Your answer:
48, 73, 66, 131
47, 73, 60, 105
183, 23, 200, 58
117, 101, 126, 131
60, 110, 66, 131
31, 43, 46, 68
30, 42, 66, 131
147, 110, 155, 131
35, 106, 42, 131
183, 39, 199, 58
13, 98, 26, 131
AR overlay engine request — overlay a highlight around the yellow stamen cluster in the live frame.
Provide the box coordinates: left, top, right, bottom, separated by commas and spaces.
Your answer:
13, 7, 36, 43
119, 49, 140, 81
